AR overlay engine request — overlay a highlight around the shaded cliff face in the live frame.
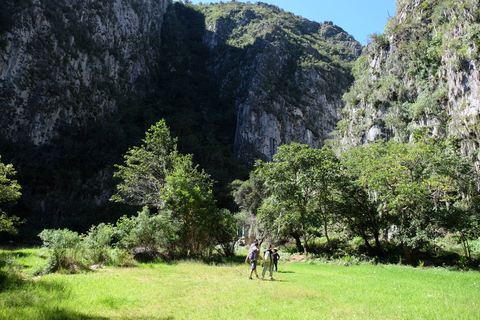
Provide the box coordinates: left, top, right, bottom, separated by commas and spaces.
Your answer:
335, 0, 480, 159
0, 0, 169, 145
0, 1, 363, 237
197, 2, 362, 164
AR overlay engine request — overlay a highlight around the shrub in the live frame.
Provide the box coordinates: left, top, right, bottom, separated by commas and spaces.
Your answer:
38, 228, 83, 273
82, 223, 114, 265
114, 207, 179, 261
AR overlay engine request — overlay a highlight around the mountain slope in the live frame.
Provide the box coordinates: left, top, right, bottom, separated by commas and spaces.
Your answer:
0, 1, 361, 237
334, 0, 480, 160
197, 1, 362, 163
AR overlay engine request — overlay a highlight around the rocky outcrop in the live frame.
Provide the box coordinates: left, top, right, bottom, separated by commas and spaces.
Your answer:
199, 2, 362, 164
0, 0, 170, 144
336, 0, 480, 161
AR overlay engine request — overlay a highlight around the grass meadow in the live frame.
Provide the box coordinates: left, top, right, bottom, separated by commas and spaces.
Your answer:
1, 248, 480, 319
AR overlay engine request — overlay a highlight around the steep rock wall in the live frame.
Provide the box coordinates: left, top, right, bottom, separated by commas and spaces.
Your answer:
336, 0, 480, 162
199, 2, 362, 164
0, 0, 170, 144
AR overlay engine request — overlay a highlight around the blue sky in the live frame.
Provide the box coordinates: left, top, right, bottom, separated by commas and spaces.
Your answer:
189, 0, 397, 45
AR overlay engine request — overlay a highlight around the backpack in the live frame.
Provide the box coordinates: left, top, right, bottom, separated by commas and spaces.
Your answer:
264, 250, 271, 261
248, 247, 257, 260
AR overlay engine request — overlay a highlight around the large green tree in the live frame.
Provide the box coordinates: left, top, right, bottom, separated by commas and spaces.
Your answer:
111, 120, 177, 209
111, 120, 229, 256
342, 140, 476, 264
0, 156, 22, 234
256, 143, 341, 256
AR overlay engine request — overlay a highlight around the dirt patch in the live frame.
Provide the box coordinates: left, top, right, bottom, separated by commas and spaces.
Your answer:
288, 255, 305, 262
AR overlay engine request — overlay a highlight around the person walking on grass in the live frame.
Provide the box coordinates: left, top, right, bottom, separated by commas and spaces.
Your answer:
272, 248, 280, 272
261, 244, 274, 280
245, 242, 261, 279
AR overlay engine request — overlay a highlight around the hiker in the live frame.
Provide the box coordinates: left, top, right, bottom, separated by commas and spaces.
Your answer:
245, 242, 261, 279
272, 248, 280, 272
250, 239, 259, 248
261, 244, 274, 280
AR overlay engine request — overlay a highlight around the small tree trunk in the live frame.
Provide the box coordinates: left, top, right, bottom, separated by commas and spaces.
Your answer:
303, 233, 308, 256
460, 232, 471, 259
323, 221, 330, 244
292, 233, 303, 253
362, 235, 372, 249
403, 243, 413, 266
373, 231, 383, 255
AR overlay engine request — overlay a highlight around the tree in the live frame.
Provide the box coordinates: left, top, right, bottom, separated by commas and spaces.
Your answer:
336, 176, 385, 254
230, 173, 268, 242
111, 119, 177, 209
341, 140, 472, 264
256, 143, 341, 256
162, 154, 218, 255
432, 142, 480, 259
0, 156, 23, 234
231, 173, 265, 217
111, 119, 223, 256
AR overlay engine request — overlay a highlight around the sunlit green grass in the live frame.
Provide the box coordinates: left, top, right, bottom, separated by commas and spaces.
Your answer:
1, 248, 480, 319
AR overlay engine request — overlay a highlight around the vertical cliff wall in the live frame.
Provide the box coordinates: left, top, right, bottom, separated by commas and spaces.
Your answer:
335, 0, 480, 162
0, 0, 170, 144
198, 2, 362, 164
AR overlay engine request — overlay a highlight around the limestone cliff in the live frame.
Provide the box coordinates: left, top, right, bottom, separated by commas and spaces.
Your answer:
198, 2, 362, 164
335, 0, 480, 162
0, 1, 363, 234
0, 0, 169, 144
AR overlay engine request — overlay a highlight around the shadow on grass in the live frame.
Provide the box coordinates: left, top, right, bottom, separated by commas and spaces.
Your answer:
0, 270, 108, 319
0, 250, 32, 260
195, 254, 248, 265
276, 270, 294, 274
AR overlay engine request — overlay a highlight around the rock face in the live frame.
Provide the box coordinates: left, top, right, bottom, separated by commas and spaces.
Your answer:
0, 1, 363, 232
0, 0, 169, 144
336, 0, 480, 162
198, 2, 362, 164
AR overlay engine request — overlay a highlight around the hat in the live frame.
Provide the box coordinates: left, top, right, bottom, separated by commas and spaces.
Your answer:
274, 248, 278, 250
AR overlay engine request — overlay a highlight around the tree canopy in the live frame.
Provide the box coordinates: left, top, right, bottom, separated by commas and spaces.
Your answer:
341, 140, 480, 263
255, 143, 341, 255
111, 119, 235, 256
0, 156, 22, 234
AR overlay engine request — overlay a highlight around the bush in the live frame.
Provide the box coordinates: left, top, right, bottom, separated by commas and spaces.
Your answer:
114, 207, 179, 261
82, 223, 114, 265
38, 229, 83, 273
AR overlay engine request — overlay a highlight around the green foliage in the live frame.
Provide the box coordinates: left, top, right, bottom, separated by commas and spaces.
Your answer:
82, 223, 114, 265
0, 156, 23, 235
336, 0, 480, 149
212, 208, 238, 257
195, 1, 359, 105
230, 173, 266, 216
114, 207, 179, 260
256, 143, 341, 255
112, 119, 233, 257
37, 228, 83, 274
341, 140, 479, 264
111, 119, 178, 209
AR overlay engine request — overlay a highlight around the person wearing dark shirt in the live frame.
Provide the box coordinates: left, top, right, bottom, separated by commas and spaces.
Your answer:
272, 248, 280, 272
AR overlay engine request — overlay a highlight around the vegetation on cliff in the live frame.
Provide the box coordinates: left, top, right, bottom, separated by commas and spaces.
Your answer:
335, 0, 480, 156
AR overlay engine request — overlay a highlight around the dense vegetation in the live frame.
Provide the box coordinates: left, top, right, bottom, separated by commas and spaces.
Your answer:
195, 0, 359, 105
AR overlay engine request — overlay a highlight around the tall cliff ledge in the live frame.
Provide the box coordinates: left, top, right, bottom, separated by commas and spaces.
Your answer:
0, 0, 170, 145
